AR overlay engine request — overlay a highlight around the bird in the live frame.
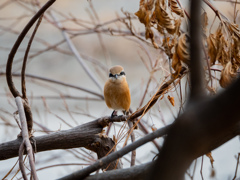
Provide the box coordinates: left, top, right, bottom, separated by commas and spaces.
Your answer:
104, 65, 131, 118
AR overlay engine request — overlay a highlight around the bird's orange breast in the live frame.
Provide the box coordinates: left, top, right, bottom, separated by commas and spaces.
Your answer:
104, 79, 131, 111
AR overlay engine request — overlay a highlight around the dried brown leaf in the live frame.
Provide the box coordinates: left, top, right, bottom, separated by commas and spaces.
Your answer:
174, 18, 182, 36
207, 34, 217, 65
232, 35, 240, 66
135, 0, 154, 25
219, 61, 237, 88
215, 25, 229, 66
154, 0, 175, 34
176, 33, 190, 65
151, 125, 157, 132
226, 22, 240, 39
206, 152, 214, 168
169, 0, 184, 17
162, 36, 176, 58
167, 95, 175, 106
201, 12, 208, 38
172, 50, 182, 77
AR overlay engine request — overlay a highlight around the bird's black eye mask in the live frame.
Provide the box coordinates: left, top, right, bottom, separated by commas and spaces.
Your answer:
109, 71, 126, 78
120, 71, 125, 76
109, 73, 114, 78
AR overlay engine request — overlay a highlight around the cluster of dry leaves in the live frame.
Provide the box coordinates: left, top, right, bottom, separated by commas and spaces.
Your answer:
135, 0, 240, 88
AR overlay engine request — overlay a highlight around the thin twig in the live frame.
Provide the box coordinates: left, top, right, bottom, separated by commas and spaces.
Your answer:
16, 96, 38, 180
0, 72, 104, 99
19, 141, 28, 180
50, 12, 103, 92
22, 15, 43, 99
127, 120, 136, 167
6, 0, 56, 98
200, 156, 204, 180
233, 153, 240, 180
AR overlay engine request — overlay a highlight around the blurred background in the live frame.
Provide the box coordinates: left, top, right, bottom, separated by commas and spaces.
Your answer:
0, 0, 239, 179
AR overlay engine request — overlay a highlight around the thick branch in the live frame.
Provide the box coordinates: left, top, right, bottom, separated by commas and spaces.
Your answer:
84, 162, 154, 180
0, 118, 104, 160
0, 116, 127, 161
189, 0, 205, 100
151, 77, 240, 179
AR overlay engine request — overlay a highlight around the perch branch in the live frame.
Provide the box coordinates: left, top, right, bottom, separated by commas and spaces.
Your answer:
0, 116, 125, 160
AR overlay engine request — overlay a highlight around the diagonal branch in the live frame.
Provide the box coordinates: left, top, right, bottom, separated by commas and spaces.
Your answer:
50, 12, 103, 92
57, 125, 170, 180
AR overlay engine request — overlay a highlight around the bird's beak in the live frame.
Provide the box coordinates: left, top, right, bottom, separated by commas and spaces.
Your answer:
114, 74, 118, 79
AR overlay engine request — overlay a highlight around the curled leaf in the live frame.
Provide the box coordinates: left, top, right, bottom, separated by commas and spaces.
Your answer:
135, 0, 154, 25
172, 50, 182, 77
169, 0, 184, 17
219, 62, 237, 88
154, 0, 175, 34
176, 33, 190, 65
226, 21, 240, 39
201, 12, 208, 38
171, 34, 189, 77
215, 25, 229, 66
232, 35, 240, 66
207, 34, 217, 65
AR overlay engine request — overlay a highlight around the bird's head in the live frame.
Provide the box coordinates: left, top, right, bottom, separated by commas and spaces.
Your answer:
108, 65, 126, 82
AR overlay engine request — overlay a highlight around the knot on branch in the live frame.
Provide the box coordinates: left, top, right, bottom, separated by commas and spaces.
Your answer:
85, 133, 122, 170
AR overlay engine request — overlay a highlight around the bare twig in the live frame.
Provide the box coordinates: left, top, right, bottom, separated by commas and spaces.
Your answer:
16, 96, 38, 180
22, 15, 43, 99
19, 141, 28, 180
50, 12, 103, 92
233, 153, 240, 180
127, 120, 136, 167
6, 0, 56, 98
200, 156, 204, 180
0, 72, 104, 99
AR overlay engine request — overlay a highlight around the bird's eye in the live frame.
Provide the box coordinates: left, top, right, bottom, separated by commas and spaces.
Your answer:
120, 71, 125, 76
109, 73, 114, 78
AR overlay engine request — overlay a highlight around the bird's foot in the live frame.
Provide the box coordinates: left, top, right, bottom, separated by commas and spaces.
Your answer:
111, 110, 118, 119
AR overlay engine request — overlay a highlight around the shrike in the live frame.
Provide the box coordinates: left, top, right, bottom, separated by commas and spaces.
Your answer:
104, 65, 131, 117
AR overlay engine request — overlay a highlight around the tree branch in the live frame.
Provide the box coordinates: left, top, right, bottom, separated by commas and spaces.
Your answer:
57, 125, 170, 180
84, 162, 154, 180
50, 12, 103, 92
189, 0, 205, 101
6, 0, 56, 98
0, 116, 125, 160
